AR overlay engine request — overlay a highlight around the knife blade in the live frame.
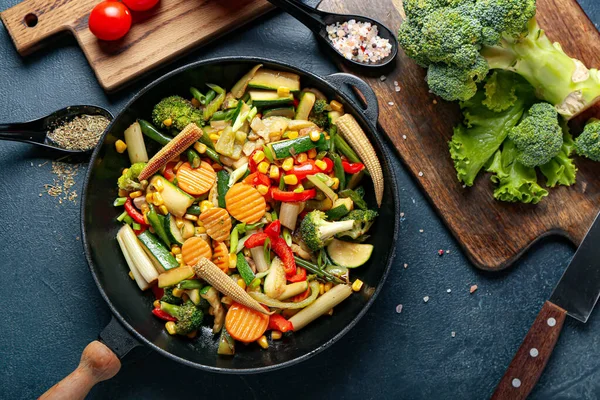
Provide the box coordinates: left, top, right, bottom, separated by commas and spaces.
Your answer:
492, 211, 600, 400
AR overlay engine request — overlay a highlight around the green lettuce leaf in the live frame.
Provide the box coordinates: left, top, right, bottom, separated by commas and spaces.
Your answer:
482, 71, 518, 112
486, 140, 548, 204
539, 120, 577, 187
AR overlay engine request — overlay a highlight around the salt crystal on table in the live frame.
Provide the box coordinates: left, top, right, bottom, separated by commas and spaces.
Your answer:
395, 304, 403, 313
423, 296, 429, 303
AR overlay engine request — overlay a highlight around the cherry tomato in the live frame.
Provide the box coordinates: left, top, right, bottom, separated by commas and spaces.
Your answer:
123, 0, 159, 11
89, 1, 132, 41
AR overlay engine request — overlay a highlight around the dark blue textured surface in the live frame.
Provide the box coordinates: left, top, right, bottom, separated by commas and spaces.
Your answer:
1, 1, 599, 399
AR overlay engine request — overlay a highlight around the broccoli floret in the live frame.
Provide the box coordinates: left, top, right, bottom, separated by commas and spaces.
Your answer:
336, 210, 378, 240
397, 0, 600, 118
117, 162, 147, 191
309, 99, 331, 129
161, 287, 183, 305
507, 103, 563, 167
152, 96, 204, 131
299, 210, 356, 251
160, 301, 204, 335
575, 119, 600, 161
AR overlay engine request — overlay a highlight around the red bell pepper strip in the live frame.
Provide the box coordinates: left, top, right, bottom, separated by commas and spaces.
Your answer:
248, 150, 260, 173
270, 188, 316, 202
291, 161, 319, 181
152, 307, 177, 322
133, 225, 147, 235
264, 220, 281, 239
151, 285, 164, 300
124, 198, 146, 225
341, 160, 365, 174
245, 234, 296, 275
268, 313, 294, 332
321, 157, 334, 173
293, 98, 300, 108
163, 162, 177, 182
243, 172, 271, 188
287, 266, 306, 282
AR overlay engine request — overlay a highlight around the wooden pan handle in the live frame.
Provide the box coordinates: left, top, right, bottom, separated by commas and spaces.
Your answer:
491, 301, 567, 400
39, 340, 121, 400
0, 0, 96, 55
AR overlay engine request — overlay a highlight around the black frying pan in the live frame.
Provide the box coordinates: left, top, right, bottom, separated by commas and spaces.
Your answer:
42, 57, 400, 398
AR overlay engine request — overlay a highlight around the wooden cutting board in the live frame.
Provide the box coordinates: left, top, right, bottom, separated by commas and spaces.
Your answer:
318, 0, 600, 270
1, 0, 273, 91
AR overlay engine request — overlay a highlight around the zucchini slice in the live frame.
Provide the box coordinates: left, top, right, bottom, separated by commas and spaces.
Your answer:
248, 91, 294, 108
263, 106, 296, 119
231, 64, 262, 98
248, 69, 301, 92
137, 230, 179, 271
327, 239, 373, 268
158, 265, 195, 288
150, 175, 194, 217
164, 214, 185, 246
295, 92, 316, 120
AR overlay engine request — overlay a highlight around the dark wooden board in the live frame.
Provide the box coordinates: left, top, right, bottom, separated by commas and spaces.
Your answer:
318, 0, 600, 270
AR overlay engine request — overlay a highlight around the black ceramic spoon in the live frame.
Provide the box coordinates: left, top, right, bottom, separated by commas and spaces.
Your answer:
266, 0, 398, 68
0, 105, 113, 155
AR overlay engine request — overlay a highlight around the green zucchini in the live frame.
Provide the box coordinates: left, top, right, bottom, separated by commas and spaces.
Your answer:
181, 219, 195, 240
186, 205, 201, 215
328, 111, 342, 125
295, 92, 316, 120
150, 176, 194, 217
248, 69, 301, 92
164, 214, 184, 246
138, 119, 171, 146
327, 239, 373, 268
147, 205, 171, 247
248, 91, 293, 108
325, 198, 353, 220
216, 170, 230, 208
263, 106, 296, 119
186, 288, 202, 305
236, 252, 256, 286
137, 230, 179, 271
178, 279, 204, 290
231, 64, 263, 98
217, 328, 235, 355
268, 133, 327, 160
158, 265, 194, 288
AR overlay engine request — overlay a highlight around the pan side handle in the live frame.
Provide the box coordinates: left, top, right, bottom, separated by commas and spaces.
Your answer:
38, 316, 140, 400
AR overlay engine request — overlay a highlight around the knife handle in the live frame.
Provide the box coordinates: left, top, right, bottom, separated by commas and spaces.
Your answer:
491, 301, 567, 400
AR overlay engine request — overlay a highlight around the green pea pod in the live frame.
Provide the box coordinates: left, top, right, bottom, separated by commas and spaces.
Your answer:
205, 90, 216, 104
138, 119, 171, 146
187, 149, 201, 168
190, 87, 207, 105
211, 109, 237, 121
147, 205, 172, 247
333, 135, 361, 164
330, 153, 346, 191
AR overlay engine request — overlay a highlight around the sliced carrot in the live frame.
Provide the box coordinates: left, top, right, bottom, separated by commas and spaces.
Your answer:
176, 161, 216, 196
199, 207, 232, 242
182, 237, 212, 267
225, 183, 266, 224
225, 302, 270, 343
212, 241, 230, 273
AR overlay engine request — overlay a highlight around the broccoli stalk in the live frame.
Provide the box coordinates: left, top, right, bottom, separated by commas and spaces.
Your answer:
160, 301, 204, 335
575, 119, 600, 161
299, 211, 355, 251
336, 209, 378, 240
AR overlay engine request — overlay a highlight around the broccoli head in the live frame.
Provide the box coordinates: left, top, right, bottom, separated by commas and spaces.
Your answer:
575, 119, 600, 162
336, 210, 378, 240
309, 99, 331, 129
507, 103, 563, 167
152, 96, 204, 131
299, 210, 356, 251
427, 56, 489, 102
160, 301, 204, 335
161, 287, 183, 305
117, 162, 147, 191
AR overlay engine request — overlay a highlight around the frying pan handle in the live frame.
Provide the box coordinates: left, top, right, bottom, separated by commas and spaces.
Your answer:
39, 317, 140, 399
324, 73, 379, 127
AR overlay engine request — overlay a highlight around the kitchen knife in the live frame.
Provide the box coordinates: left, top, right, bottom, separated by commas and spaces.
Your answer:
492, 212, 600, 400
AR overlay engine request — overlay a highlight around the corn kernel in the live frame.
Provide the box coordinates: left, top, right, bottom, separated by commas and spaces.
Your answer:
115, 140, 127, 153
257, 335, 269, 349
257, 161, 270, 174
140, 204, 149, 214
200, 200, 214, 212
330, 100, 344, 113
283, 174, 298, 185
269, 165, 280, 180
331, 177, 340, 190
163, 118, 173, 127
118, 189, 129, 197
237, 278, 247, 290
165, 321, 177, 335
297, 153, 308, 163
271, 330, 282, 340
146, 193, 154, 203
319, 283, 325, 295
128, 271, 134, 280
171, 245, 181, 255
229, 254, 237, 269
324, 282, 333, 292
195, 227, 206, 235
159, 205, 169, 215
209, 133, 220, 142
309, 130, 321, 142
173, 161, 184, 173
352, 279, 364, 292
154, 178, 164, 192
153, 300, 160, 308
282, 157, 294, 171
293, 184, 304, 194
184, 214, 198, 221
153, 192, 164, 206
252, 150, 266, 164
122, 168, 129, 176
191, 98, 200, 108
315, 159, 328, 171
287, 131, 299, 139
175, 217, 185, 229
173, 288, 184, 297
256, 184, 269, 196
143, 212, 150, 225
129, 190, 143, 199
277, 86, 290, 97
175, 254, 183, 264
307, 148, 317, 159
193, 142, 207, 154
221, 296, 233, 306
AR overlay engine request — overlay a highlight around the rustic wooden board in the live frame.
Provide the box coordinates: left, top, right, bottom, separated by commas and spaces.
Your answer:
319, 0, 600, 270
1, 0, 273, 91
